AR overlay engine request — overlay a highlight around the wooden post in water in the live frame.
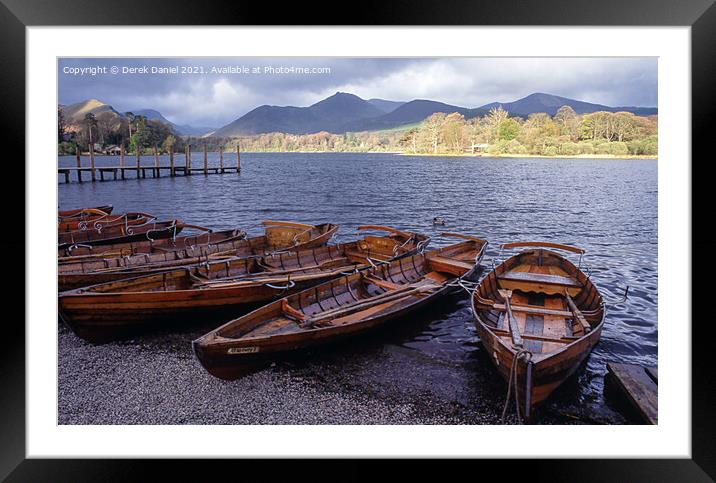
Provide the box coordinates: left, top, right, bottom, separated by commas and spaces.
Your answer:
89, 142, 96, 182
237, 143, 241, 173
219, 149, 224, 173
203, 144, 208, 175
75, 148, 82, 183
186, 144, 191, 175
136, 145, 142, 178
119, 144, 125, 180
153, 145, 160, 177
169, 145, 175, 176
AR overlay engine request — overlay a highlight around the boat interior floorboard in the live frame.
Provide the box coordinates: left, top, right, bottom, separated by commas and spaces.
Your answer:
500, 291, 571, 355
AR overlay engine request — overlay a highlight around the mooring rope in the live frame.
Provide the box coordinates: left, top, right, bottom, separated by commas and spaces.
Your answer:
501, 349, 532, 424
445, 277, 479, 295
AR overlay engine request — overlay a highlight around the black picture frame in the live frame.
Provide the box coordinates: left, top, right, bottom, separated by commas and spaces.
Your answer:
2, 0, 712, 480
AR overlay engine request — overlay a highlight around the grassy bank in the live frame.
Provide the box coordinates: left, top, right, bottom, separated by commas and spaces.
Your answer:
397, 152, 658, 159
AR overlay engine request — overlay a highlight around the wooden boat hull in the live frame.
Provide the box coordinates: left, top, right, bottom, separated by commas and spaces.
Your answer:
193, 238, 487, 380
59, 229, 429, 343
57, 220, 184, 248
58, 281, 315, 343
59, 205, 113, 217
470, 245, 605, 420
474, 318, 603, 415
57, 224, 339, 290
193, 281, 463, 380
58, 212, 153, 233
58, 222, 337, 258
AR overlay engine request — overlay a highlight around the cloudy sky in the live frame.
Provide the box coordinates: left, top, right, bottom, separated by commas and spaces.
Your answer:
58, 57, 657, 128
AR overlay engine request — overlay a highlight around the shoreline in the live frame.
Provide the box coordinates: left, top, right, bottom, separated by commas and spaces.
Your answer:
396, 152, 657, 159
64, 151, 657, 159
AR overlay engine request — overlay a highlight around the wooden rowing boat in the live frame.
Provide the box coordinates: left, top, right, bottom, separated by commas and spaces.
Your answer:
193, 236, 487, 380
58, 220, 337, 258
58, 226, 429, 343
58, 212, 155, 232
57, 220, 184, 248
58, 205, 113, 218
57, 222, 339, 290
470, 242, 605, 421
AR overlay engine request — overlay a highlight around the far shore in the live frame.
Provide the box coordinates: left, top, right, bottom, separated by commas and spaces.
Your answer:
397, 152, 658, 159
64, 151, 657, 159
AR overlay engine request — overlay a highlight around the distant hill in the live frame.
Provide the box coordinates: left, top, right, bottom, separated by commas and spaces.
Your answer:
479, 92, 658, 117
344, 100, 488, 132
130, 108, 214, 136
214, 90, 660, 137
60, 99, 123, 130
368, 98, 406, 113
212, 92, 385, 136
59, 101, 214, 137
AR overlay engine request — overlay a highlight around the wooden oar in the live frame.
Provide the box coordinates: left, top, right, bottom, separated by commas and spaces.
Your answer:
498, 289, 523, 348
301, 280, 440, 328
261, 220, 316, 230
440, 232, 487, 243
565, 290, 591, 333
196, 257, 353, 286
357, 225, 413, 239
195, 263, 361, 289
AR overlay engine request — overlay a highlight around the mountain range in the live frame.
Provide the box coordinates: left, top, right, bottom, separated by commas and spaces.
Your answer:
212, 92, 657, 137
60, 92, 658, 140
59, 100, 214, 136
480, 92, 658, 117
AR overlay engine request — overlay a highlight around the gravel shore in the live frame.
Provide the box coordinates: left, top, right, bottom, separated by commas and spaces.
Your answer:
58, 306, 603, 425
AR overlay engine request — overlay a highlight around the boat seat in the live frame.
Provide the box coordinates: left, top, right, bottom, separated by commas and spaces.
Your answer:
498, 270, 580, 288
427, 256, 474, 276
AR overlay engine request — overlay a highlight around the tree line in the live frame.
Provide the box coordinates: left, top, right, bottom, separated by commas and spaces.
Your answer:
59, 105, 657, 157
58, 109, 183, 155
398, 106, 657, 156
221, 106, 657, 156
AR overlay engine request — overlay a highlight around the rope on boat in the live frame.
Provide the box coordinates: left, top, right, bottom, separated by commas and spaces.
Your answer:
366, 257, 389, 269
67, 243, 93, 253
602, 286, 630, 319
392, 235, 416, 256
416, 239, 429, 254
445, 277, 479, 295
501, 349, 532, 424
265, 279, 296, 291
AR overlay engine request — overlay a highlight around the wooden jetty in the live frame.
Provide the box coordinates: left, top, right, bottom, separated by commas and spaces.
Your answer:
59, 145, 241, 183
606, 362, 658, 424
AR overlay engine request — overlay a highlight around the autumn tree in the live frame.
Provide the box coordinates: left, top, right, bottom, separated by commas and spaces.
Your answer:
420, 112, 447, 153
442, 112, 467, 152
484, 107, 509, 143
554, 105, 579, 141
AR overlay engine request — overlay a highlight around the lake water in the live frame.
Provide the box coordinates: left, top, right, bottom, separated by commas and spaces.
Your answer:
58, 152, 658, 423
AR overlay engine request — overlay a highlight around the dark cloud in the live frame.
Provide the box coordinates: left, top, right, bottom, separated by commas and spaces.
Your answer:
59, 57, 657, 127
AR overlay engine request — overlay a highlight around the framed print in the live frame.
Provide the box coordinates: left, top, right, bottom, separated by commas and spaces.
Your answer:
2, 0, 714, 480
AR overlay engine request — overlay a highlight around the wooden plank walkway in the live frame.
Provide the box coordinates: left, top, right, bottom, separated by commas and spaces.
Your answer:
58, 166, 240, 182
606, 362, 658, 424
59, 146, 242, 183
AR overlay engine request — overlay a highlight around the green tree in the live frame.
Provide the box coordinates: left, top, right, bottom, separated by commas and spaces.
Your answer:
83, 113, 98, 151
58, 107, 68, 143
497, 118, 520, 141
